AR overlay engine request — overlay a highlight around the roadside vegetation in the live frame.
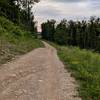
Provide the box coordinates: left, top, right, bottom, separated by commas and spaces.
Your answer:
51, 42, 100, 100
0, 16, 43, 65
0, 0, 43, 65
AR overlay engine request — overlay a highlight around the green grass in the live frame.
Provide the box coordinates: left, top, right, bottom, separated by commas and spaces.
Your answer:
0, 16, 43, 65
51, 43, 100, 100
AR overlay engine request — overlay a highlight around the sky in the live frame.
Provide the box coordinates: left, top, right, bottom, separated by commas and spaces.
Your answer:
32, 0, 100, 31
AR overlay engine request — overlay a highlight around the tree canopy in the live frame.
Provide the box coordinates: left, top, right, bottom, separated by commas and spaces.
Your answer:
0, 0, 39, 32
41, 17, 100, 52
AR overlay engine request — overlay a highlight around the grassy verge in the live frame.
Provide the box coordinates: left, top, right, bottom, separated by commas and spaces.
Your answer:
0, 17, 43, 65
51, 42, 100, 100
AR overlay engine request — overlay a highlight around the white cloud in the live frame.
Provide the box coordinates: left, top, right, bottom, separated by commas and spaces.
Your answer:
32, 0, 100, 31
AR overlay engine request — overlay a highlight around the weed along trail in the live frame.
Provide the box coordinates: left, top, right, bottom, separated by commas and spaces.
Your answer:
0, 41, 81, 100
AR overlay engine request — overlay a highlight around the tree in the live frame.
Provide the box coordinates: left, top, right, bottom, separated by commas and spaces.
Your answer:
41, 20, 56, 41
54, 19, 68, 45
41, 17, 100, 52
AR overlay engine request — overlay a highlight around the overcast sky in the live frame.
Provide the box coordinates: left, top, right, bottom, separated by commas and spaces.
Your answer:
32, 0, 100, 31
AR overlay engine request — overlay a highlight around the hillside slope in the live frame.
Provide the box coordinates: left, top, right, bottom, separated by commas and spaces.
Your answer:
0, 17, 43, 65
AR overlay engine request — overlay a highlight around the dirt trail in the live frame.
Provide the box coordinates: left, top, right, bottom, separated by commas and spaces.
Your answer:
0, 41, 81, 100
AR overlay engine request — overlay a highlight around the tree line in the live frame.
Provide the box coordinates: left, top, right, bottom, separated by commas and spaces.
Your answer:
41, 17, 100, 52
0, 0, 39, 32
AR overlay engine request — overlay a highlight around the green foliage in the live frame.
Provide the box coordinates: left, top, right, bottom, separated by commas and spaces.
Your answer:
54, 19, 68, 45
41, 17, 100, 52
0, 16, 43, 65
52, 43, 100, 100
41, 20, 56, 41
0, 0, 39, 32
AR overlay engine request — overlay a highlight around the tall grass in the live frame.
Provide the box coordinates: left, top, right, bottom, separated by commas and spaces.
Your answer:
52, 43, 100, 100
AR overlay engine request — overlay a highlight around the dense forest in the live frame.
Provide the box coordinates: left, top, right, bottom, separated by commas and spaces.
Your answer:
0, 0, 39, 33
41, 17, 100, 52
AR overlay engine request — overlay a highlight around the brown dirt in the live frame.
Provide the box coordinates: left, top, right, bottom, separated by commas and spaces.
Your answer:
0, 41, 81, 100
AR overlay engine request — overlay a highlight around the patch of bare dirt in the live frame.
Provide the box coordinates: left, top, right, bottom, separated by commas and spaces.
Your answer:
0, 41, 81, 100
